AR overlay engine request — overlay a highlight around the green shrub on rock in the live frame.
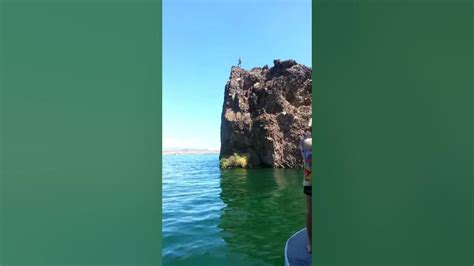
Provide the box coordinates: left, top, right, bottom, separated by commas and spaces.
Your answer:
220, 153, 248, 168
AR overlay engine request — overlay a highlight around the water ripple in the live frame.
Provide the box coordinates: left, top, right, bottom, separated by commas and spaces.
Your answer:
163, 154, 305, 266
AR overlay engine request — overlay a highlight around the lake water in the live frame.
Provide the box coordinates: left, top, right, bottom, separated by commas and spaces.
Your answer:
162, 154, 306, 265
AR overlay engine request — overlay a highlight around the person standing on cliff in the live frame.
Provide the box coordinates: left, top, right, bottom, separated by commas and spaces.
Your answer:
238, 57, 242, 68
300, 118, 312, 254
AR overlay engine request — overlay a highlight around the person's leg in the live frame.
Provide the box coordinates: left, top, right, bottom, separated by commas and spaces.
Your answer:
306, 193, 312, 253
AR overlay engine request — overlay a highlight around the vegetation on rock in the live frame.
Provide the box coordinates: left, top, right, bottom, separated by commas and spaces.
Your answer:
220, 153, 248, 169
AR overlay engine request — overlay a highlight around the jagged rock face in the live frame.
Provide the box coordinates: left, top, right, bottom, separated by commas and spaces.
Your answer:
219, 59, 312, 168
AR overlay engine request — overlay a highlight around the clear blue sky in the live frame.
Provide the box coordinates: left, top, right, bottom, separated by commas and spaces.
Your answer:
163, 0, 311, 150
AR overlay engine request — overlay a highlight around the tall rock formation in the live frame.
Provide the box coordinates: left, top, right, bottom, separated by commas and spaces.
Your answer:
219, 59, 312, 168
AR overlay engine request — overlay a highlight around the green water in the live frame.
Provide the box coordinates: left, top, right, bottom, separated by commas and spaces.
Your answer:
163, 154, 306, 265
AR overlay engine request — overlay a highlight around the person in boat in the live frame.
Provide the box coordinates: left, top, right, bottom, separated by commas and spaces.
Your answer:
300, 118, 312, 253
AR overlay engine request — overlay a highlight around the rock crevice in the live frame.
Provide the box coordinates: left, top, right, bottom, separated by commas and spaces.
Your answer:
219, 59, 312, 168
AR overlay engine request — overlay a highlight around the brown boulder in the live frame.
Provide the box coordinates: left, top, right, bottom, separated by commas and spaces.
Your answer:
219, 59, 312, 168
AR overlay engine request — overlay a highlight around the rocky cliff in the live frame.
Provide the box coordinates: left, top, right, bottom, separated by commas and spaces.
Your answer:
219, 59, 312, 168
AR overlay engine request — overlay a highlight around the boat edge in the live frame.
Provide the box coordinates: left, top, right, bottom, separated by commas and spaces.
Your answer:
284, 227, 307, 266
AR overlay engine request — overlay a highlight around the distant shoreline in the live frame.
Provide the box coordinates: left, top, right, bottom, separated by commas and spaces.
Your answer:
163, 149, 220, 155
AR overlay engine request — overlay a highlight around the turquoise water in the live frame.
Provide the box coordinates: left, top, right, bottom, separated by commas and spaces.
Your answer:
163, 154, 306, 265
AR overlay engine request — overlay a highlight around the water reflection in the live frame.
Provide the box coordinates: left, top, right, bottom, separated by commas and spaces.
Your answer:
219, 168, 305, 265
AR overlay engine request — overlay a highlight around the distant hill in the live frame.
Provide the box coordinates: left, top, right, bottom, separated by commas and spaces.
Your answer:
163, 149, 220, 155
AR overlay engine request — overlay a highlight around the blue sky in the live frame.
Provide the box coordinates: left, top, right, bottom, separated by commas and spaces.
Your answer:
163, 0, 311, 150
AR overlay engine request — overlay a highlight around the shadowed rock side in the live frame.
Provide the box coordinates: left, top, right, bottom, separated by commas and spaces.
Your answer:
219, 59, 312, 168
